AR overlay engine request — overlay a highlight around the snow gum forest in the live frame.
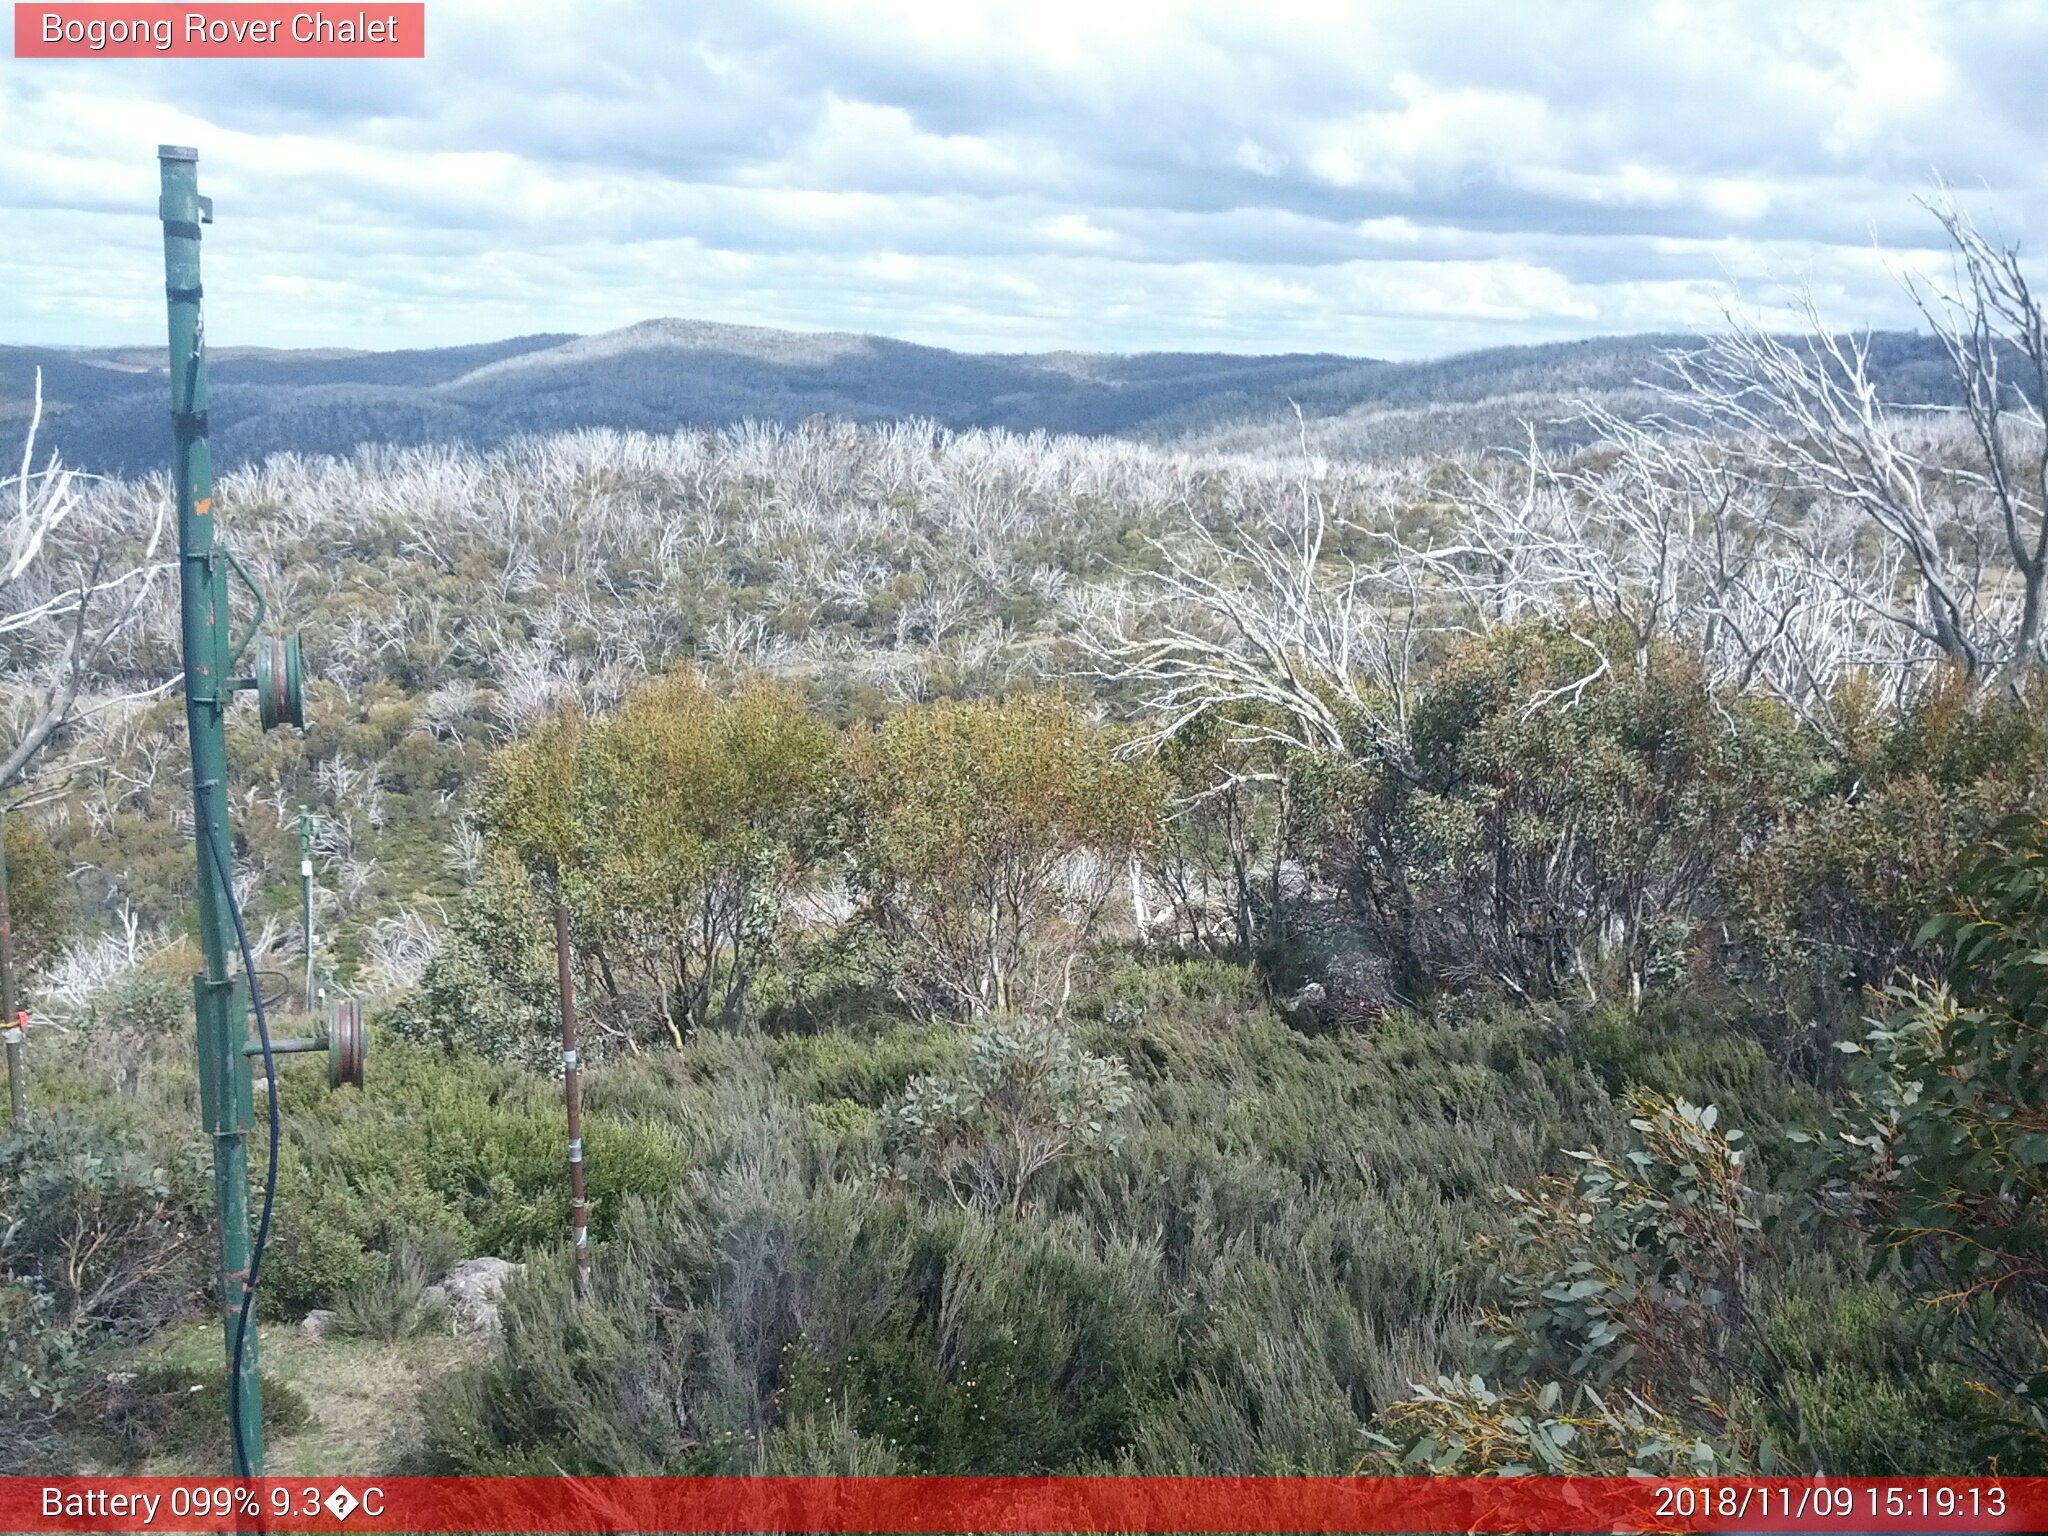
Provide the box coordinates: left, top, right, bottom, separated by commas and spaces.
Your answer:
5, 201, 2048, 1478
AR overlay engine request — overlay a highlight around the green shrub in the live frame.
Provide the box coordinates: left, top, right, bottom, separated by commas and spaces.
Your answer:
1365, 1374, 1735, 1475
0, 1112, 205, 1339
262, 1040, 683, 1312
425, 1156, 1175, 1475
421, 1095, 684, 1256
93, 969, 189, 1036
1370, 1092, 1769, 1472
0, 1279, 83, 1432
1734, 671, 2048, 985
776, 1207, 1173, 1472
890, 1017, 1133, 1216
1324, 619, 1819, 1001
1737, 1262, 1986, 1474
1482, 1093, 1761, 1394
387, 851, 560, 1069
61, 961, 197, 1104
260, 1191, 387, 1318
2, 814, 74, 973
1078, 954, 1263, 1026
0, 1113, 208, 1467
769, 1025, 959, 1107
333, 1240, 456, 1340
805, 1098, 874, 1141
1564, 994, 1825, 1131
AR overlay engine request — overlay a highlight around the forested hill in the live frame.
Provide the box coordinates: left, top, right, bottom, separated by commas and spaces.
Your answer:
1, 320, 1959, 474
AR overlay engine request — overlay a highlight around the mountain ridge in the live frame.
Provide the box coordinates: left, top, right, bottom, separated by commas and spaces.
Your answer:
0, 319, 1959, 474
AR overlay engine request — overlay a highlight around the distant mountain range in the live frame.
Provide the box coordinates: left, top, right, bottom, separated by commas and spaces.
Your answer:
0, 319, 1964, 475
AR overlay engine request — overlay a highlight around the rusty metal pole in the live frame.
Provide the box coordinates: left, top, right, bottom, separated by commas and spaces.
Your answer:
299, 805, 316, 1011
552, 896, 591, 1297
0, 804, 22, 1131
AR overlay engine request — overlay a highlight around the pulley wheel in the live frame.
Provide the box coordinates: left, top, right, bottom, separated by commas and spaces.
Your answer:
256, 631, 307, 732
328, 999, 365, 1090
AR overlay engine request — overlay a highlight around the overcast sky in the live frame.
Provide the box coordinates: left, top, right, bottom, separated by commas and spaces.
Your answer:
3, 0, 2044, 357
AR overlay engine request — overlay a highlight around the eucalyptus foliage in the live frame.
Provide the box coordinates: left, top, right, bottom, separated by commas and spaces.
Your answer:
890, 1017, 1134, 1215
1806, 813, 2048, 1463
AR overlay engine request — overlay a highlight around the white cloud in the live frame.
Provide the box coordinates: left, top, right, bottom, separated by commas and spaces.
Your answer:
0, 0, 2042, 356
1302, 76, 1557, 192
1041, 213, 1114, 249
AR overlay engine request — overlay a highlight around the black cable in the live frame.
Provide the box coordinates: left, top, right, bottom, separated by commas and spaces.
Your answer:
204, 821, 279, 1480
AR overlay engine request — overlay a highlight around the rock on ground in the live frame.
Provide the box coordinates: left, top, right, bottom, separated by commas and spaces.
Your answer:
423, 1257, 526, 1335
300, 1309, 339, 1340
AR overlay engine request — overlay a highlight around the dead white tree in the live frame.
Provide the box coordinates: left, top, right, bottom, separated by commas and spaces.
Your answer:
1392, 404, 1922, 741
1076, 467, 1427, 765
1662, 195, 2048, 690
0, 370, 170, 791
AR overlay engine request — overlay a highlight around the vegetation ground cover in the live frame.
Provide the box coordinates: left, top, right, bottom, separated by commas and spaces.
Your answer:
5, 202, 2048, 1478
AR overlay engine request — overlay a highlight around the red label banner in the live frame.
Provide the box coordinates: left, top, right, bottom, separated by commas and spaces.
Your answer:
0, 1476, 2039, 1533
13, 4, 424, 57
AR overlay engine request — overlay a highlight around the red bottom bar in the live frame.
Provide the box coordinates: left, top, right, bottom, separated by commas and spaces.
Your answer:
4, 1476, 2040, 1533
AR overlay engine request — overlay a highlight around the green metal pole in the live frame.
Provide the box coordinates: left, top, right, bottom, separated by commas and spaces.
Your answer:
159, 144, 263, 1476
299, 805, 314, 1011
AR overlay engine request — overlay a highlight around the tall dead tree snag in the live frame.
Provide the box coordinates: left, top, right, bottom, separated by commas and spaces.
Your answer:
1, 370, 168, 786
1665, 194, 2048, 692
0, 368, 170, 1129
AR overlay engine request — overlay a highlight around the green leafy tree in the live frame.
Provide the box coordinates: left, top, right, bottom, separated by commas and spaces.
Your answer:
1734, 669, 2048, 986
848, 693, 1163, 1016
1148, 710, 1304, 957
478, 674, 839, 1042
476, 698, 584, 887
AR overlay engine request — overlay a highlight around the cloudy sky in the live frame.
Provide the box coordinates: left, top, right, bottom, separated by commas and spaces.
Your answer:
3, 0, 2044, 357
